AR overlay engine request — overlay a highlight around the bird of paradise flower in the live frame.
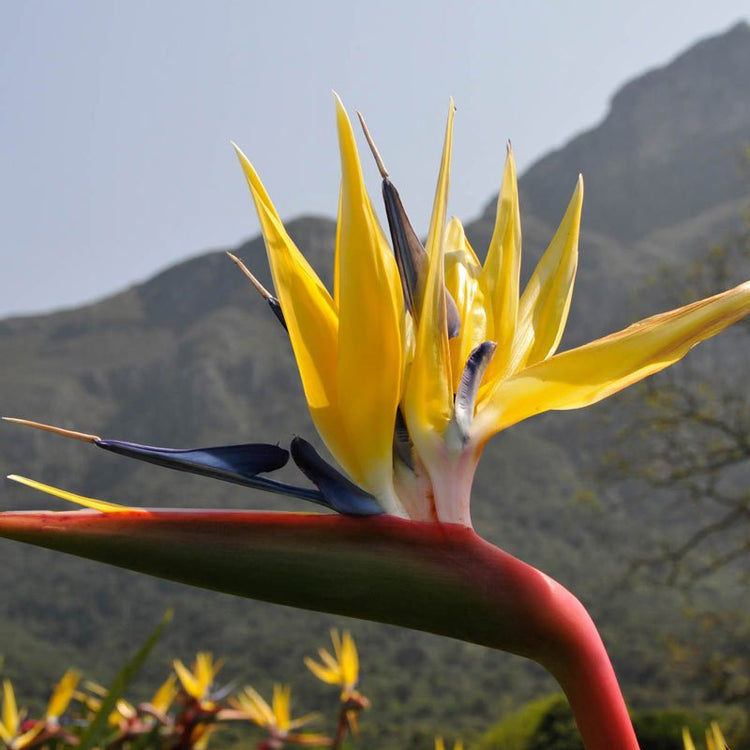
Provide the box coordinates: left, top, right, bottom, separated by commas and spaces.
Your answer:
2, 95, 749, 750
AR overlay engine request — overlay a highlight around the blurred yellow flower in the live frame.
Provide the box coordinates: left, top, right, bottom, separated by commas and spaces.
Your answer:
0, 669, 80, 749
174, 652, 224, 707
225, 684, 327, 747
304, 630, 360, 700
683, 722, 729, 750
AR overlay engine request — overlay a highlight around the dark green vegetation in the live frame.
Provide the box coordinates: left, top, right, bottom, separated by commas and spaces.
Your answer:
1, 21, 749, 749
477, 695, 749, 750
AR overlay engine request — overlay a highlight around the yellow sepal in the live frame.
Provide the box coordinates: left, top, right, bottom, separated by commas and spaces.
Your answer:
405, 101, 456, 447
479, 146, 522, 381
510, 175, 583, 372
333, 96, 403, 499
7, 475, 131, 513
233, 145, 355, 476
475, 280, 750, 442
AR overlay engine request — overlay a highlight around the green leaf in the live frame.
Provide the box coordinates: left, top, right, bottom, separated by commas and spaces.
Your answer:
77, 609, 173, 750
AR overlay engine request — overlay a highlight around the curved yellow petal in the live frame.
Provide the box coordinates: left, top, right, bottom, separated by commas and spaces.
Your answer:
445, 218, 487, 391
233, 145, 354, 473
510, 176, 583, 372
234, 686, 275, 726
333, 96, 403, 501
405, 101, 456, 446
475, 281, 750, 442
7, 475, 132, 513
47, 669, 81, 721
479, 146, 522, 381
303, 656, 340, 685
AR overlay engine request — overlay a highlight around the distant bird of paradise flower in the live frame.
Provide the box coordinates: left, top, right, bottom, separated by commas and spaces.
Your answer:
2, 95, 749, 750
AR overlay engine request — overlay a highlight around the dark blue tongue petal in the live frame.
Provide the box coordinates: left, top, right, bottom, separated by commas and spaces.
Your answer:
96, 439, 289, 486
290, 437, 384, 516
355, 112, 460, 339
381, 179, 461, 340
450, 341, 497, 443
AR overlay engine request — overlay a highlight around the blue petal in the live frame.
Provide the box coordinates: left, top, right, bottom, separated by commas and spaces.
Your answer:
96, 440, 289, 486
290, 437, 385, 516
382, 178, 461, 338
451, 341, 497, 442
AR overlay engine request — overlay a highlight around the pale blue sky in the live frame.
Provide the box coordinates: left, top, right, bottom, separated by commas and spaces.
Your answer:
2, 1, 747, 318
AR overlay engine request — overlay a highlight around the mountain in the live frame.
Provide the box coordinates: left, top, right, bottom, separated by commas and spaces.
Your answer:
503, 21, 750, 245
1, 22, 749, 748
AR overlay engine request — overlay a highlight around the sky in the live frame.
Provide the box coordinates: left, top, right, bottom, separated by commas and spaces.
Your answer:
1, 1, 748, 319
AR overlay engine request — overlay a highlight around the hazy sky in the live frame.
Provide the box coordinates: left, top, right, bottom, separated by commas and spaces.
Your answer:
2, 2, 747, 318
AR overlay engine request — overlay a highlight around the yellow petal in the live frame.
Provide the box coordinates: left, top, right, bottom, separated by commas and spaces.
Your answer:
150, 675, 178, 715
445, 217, 487, 391
510, 176, 583, 372
475, 281, 750, 442
681, 728, 696, 750
333, 96, 403, 500
235, 686, 275, 726
173, 659, 201, 699
1, 680, 19, 739
47, 669, 81, 721
405, 101, 456, 445
339, 631, 359, 689
479, 146, 522, 380
233, 145, 354, 475
272, 684, 291, 730
7, 475, 132, 513
303, 656, 340, 685
708, 722, 726, 750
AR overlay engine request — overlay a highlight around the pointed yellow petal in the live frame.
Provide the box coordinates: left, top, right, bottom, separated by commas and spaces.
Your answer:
479, 147, 522, 379
233, 145, 354, 475
272, 684, 291, 730
709, 722, 726, 750
681, 728, 696, 750
510, 176, 583, 371
150, 675, 178, 714
2, 680, 19, 739
339, 631, 359, 689
405, 101, 456, 446
445, 218, 487, 391
7, 475, 133, 513
333, 96, 403, 501
475, 281, 750, 442
681, 728, 697, 750
303, 657, 340, 686
236, 686, 275, 726
173, 659, 201, 699
47, 669, 81, 721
